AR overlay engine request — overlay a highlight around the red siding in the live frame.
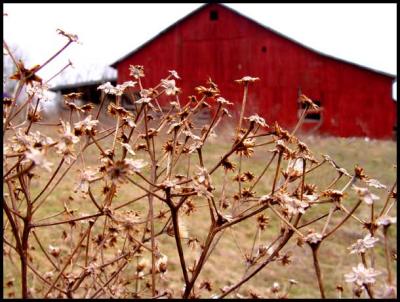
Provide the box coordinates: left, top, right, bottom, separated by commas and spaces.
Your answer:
116, 3, 396, 139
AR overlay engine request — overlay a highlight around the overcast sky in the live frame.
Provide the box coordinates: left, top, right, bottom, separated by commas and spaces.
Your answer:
3, 3, 397, 95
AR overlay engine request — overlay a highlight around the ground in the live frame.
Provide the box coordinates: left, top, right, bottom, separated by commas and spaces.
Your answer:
3, 118, 397, 298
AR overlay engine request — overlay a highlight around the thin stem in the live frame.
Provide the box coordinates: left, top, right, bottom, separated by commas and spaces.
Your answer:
379, 180, 397, 217
218, 230, 294, 298
32, 230, 59, 271
44, 226, 91, 298
170, 205, 190, 286
237, 84, 248, 133
383, 226, 393, 285
323, 199, 362, 239
36, 40, 72, 73
249, 152, 276, 192
311, 245, 326, 298
269, 206, 304, 237
32, 158, 65, 204
271, 151, 283, 194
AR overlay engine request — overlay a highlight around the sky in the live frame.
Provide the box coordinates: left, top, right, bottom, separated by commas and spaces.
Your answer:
3, 3, 397, 96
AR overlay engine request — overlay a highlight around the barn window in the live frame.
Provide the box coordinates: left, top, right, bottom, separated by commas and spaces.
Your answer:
210, 10, 218, 21
300, 100, 322, 121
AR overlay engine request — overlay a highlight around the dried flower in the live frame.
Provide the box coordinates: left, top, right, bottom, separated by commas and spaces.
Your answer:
121, 143, 136, 156
348, 234, 379, 254
97, 82, 115, 94
125, 158, 148, 173
167, 121, 183, 134
278, 192, 309, 215
193, 166, 214, 198
352, 185, 379, 205
156, 253, 168, 274
271, 282, 280, 293
199, 280, 212, 291
104, 159, 145, 184
365, 179, 387, 189
235, 76, 260, 84
235, 137, 255, 157
279, 251, 292, 266
305, 231, 322, 244
122, 115, 136, 128
26, 82, 50, 101
288, 279, 298, 285
221, 158, 236, 172
354, 165, 368, 180
136, 96, 152, 105
195, 85, 219, 98
376, 215, 396, 226
9, 60, 42, 86
168, 70, 180, 79
344, 263, 381, 286
216, 97, 233, 106
298, 94, 319, 110
74, 169, 98, 194
284, 158, 304, 181
56, 121, 79, 163
25, 147, 53, 172
48, 245, 61, 258
321, 189, 344, 202
129, 65, 145, 79
120, 80, 137, 90
107, 103, 129, 117
257, 214, 269, 230
246, 114, 268, 127
56, 28, 79, 42
74, 115, 99, 135
161, 79, 180, 95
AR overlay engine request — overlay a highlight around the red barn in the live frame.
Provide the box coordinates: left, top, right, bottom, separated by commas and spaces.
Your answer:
111, 3, 396, 139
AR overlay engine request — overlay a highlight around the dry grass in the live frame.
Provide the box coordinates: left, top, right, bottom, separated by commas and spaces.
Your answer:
3, 120, 396, 298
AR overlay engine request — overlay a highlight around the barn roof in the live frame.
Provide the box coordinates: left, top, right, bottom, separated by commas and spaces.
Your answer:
50, 78, 116, 92
110, 3, 396, 80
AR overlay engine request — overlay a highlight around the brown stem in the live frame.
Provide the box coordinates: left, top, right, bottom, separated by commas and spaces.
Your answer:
32, 158, 65, 204
383, 226, 393, 285
36, 40, 72, 73
31, 212, 102, 228
249, 152, 276, 192
45, 61, 72, 84
379, 180, 397, 217
183, 226, 216, 298
32, 230, 59, 271
169, 200, 190, 286
311, 244, 326, 298
291, 105, 308, 135
209, 124, 254, 175
218, 230, 294, 298
323, 199, 362, 239
89, 261, 129, 298
237, 84, 248, 133
44, 226, 91, 298
25, 96, 41, 134
271, 151, 283, 194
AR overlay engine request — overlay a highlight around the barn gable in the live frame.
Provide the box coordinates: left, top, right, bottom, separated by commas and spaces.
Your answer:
111, 3, 395, 80
110, 3, 396, 139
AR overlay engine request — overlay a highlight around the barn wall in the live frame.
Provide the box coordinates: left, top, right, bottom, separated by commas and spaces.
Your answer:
116, 3, 395, 139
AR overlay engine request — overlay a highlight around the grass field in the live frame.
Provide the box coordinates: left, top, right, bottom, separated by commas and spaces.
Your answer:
3, 118, 397, 298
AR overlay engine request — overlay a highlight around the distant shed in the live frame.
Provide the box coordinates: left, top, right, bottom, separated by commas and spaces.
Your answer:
50, 78, 116, 104
110, 3, 396, 139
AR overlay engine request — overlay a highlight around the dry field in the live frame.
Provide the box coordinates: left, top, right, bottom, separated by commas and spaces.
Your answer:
3, 113, 397, 298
